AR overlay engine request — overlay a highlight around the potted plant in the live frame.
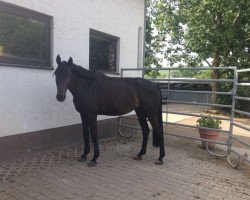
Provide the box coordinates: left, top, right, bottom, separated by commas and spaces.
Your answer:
196, 116, 222, 150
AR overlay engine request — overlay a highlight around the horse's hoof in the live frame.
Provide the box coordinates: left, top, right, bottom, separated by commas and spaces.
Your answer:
133, 155, 142, 161
87, 161, 97, 167
155, 160, 163, 165
78, 157, 87, 162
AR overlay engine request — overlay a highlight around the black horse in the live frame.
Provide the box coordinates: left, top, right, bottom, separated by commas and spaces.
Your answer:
54, 55, 165, 167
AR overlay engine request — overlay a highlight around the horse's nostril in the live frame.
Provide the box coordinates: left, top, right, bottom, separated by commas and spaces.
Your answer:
56, 94, 66, 102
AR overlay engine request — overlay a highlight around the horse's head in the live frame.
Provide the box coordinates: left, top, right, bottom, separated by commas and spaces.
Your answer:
54, 55, 74, 102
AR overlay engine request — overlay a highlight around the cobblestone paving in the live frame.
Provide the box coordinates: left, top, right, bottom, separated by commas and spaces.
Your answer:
0, 136, 249, 200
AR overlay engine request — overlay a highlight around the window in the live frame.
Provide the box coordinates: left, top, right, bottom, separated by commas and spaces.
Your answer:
89, 29, 119, 72
0, 1, 52, 69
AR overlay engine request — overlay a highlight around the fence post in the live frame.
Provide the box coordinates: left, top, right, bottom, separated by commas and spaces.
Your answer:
227, 67, 239, 167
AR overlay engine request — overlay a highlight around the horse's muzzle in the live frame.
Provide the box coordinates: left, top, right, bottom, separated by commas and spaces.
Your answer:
56, 94, 66, 102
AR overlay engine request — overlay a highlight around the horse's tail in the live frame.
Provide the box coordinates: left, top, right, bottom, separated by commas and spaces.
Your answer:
153, 86, 164, 147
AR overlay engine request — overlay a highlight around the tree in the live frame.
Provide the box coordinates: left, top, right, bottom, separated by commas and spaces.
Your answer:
146, 0, 250, 104
144, 0, 162, 78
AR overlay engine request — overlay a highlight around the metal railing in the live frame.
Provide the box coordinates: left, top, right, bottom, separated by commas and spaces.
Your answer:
118, 66, 250, 168
227, 68, 250, 168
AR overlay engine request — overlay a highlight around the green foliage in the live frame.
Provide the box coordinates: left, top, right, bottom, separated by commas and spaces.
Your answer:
237, 86, 250, 112
216, 69, 234, 112
216, 70, 250, 113
194, 70, 211, 79
146, 0, 250, 110
145, 0, 162, 72
196, 116, 222, 129
144, 70, 170, 78
145, 69, 161, 78
159, 70, 169, 78
146, 0, 250, 68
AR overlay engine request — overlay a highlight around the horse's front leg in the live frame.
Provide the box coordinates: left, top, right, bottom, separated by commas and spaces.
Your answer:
78, 113, 90, 162
87, 114, 99, 167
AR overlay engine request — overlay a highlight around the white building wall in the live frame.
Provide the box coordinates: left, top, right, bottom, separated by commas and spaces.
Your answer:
0, 0, 145, 137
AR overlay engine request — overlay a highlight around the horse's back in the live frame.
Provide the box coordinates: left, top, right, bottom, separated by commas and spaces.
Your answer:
103, 76, 161, 107
95, 77, 140, 115
90, 74, 161, 115
112, 77, 161, 114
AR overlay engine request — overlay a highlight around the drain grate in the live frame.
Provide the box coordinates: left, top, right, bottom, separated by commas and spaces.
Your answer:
0, 145, 83, 182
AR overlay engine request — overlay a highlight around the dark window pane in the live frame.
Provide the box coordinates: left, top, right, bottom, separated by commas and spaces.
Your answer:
0, 11, 45, 61
0, 1, 52, 69
89, 30, 117, 72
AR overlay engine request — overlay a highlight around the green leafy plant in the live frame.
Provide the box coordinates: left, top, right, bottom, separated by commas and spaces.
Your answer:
146, 0, 250, 105
196, 116, 222, 130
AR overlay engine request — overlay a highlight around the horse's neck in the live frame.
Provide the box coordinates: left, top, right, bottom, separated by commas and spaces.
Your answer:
68, 74, 90, 97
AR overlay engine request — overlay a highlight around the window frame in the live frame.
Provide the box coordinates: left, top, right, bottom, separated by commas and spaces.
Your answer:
0, 1, 53, 70
89, 29, 119, 74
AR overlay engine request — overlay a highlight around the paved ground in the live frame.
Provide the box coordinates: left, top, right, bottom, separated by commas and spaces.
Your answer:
0, 134, 249, 200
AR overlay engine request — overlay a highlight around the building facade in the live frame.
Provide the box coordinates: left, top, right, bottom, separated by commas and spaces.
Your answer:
0, 0, 145, 159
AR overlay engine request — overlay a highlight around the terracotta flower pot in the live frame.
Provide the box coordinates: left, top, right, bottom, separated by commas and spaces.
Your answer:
199, 129, 220, 150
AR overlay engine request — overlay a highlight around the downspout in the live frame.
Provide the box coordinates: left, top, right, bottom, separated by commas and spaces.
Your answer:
142, 0, 146, 78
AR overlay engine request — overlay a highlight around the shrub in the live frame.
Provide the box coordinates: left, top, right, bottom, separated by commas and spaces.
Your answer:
196, 116, 222, 129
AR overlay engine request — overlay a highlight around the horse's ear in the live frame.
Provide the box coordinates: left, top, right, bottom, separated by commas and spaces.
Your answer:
68, 57, 73, 65
56, 55, 61, 65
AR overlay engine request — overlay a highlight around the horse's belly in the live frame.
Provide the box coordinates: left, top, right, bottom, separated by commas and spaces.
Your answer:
99, 108, 133, 116
99, 104, 135, 116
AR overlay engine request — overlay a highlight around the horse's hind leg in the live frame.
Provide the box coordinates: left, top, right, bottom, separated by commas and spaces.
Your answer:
133, 107, 150, 161
88, 114, 99, 167
78, 113, 90, 162
148, 116, 165, 165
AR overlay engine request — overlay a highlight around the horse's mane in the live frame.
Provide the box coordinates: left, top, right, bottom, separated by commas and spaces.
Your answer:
71, 64, 95, 79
